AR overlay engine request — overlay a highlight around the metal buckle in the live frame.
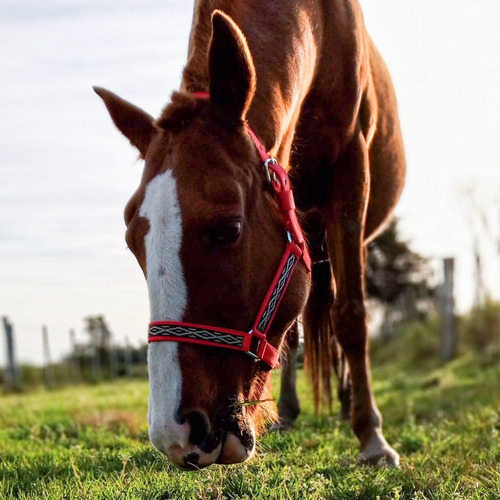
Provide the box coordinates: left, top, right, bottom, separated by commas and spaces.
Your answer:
264, 158, 279, 184
246, 330, 260, 360
246, 350, 260, 360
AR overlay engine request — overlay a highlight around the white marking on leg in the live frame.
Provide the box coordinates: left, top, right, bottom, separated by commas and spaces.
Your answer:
139, 170, 189, 456
358, 429, 400, 467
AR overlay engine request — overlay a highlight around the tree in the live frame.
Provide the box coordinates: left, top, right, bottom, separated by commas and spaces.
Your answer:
84, 315, 112, 351
461, 184, 500, 306
366, 219, 434, 335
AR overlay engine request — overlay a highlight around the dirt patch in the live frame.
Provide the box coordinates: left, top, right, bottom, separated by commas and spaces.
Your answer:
76, 410, 142, 436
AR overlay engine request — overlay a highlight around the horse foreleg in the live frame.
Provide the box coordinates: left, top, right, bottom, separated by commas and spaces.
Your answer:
324, 131, 399, 466
276, 322, 301, 430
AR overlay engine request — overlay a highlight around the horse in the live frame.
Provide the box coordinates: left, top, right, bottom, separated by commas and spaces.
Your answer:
94, 0, 405, 470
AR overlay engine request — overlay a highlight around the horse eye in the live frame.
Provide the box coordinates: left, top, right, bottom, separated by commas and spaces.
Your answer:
211, 220, 242, 246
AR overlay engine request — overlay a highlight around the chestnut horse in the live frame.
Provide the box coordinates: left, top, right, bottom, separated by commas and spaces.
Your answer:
95, 0, 405, 469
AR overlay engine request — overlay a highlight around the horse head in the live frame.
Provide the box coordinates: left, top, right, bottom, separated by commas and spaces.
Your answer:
95, 11, 311, 469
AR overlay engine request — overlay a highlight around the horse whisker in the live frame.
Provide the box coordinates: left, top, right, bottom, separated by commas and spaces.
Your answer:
238, 398, 275, 407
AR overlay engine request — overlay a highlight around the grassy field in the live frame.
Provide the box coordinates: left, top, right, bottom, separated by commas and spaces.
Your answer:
1, 350, 500, 499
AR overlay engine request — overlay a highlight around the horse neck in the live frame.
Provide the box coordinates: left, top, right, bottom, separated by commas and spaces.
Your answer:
181, 0, 319, 167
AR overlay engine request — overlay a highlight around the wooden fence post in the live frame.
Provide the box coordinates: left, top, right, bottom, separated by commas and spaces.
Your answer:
69, 329, 81, 382
109, 336, 119, 380
42, 325, 55, 388
2, 317, 21, 390
92, 345, 102, 382
124, 337, 133, 377
440, 258, 457, 361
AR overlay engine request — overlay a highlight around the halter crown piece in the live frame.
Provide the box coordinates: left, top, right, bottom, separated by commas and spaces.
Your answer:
147, 92, 311, 369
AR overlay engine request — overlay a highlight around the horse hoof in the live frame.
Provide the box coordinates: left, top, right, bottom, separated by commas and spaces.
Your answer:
357, 431, 400, 467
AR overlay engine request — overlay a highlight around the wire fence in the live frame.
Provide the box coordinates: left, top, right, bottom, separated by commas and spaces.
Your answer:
1, 318, 148, 391
2, 258, 457, 392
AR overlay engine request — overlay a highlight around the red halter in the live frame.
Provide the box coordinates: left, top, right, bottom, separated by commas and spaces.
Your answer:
148, 92, 311, 369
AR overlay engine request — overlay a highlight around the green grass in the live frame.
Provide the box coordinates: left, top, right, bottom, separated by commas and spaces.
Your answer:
1, 350, 500, 499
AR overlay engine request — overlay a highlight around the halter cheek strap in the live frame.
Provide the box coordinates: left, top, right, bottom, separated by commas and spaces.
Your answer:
148, 92, 311, 369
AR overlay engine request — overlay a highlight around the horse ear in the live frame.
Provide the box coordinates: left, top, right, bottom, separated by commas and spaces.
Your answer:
208, 11, 256, 122
93, 87, 155, 158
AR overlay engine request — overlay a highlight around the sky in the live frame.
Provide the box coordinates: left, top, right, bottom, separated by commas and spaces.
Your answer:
1, 0, 499, 365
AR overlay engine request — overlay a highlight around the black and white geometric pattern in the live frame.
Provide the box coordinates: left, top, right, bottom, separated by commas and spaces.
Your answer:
257, 253, 297, 332
149, 324, 244, 348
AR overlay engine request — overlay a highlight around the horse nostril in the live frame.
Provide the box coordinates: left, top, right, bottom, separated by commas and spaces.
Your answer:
184, 452, 200, 468
184, 410, 211, 446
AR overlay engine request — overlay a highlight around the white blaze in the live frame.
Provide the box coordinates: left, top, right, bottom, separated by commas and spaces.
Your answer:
140, 170, 187, 322
139, 170, 189, 455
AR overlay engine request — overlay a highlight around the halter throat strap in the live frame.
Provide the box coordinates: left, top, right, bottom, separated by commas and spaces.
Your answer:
148, 91, 311, 369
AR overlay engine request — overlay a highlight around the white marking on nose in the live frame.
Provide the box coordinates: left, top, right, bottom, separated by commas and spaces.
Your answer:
139, 170, 190, 457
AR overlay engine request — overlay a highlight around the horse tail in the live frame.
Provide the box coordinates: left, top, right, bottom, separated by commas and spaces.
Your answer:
303, 259, 340, 413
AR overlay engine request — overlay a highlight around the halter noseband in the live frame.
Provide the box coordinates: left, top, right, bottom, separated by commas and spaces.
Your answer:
147, 92, 311, 369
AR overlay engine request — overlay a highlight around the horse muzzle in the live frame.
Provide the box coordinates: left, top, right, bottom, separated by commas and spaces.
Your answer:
149, 408, 255, 469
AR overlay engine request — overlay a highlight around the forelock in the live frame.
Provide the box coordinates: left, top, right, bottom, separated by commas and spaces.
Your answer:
156, 91, 207, 133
